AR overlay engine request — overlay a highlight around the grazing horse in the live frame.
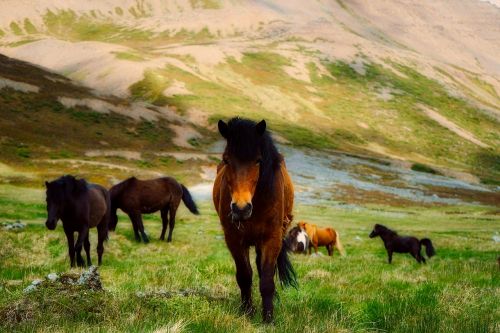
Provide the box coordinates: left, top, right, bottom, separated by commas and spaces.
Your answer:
285, 226, 310, 254
297, 221, 345, 256
213, 117, 297, 323
369, 224, 435, 263
45, 175, 110, 267
109, 177, 199, 243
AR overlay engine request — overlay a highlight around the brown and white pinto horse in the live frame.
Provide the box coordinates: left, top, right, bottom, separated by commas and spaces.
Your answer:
297, 221, 345, 256
213, 117, 297, 323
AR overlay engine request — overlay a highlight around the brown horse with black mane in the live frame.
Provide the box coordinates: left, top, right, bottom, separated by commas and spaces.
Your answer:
109, 177, 199, 243
45, 175, 110, 267
213, 117, 297, 323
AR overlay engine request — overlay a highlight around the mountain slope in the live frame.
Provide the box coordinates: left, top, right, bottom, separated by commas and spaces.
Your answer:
0, 0, 499, 185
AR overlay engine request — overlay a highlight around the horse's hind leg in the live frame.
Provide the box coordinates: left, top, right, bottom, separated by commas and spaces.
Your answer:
96, 221, 107, 265
160, 206, 169, 241
84, 235, 92, 266
166, 204, 178, 243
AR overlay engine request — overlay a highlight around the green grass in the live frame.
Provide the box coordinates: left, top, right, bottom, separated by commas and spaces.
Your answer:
411, 163, 441, 175
0, 185, 498, 332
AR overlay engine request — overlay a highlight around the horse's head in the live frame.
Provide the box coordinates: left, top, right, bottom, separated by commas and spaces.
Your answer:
369, 224, 383, 238
218, 117, 278, 221
109, 209, 118, 231
45, 175, 86, 230
45, 180, 65, 230
286, 226, 308, 253
297, 221, 307, 230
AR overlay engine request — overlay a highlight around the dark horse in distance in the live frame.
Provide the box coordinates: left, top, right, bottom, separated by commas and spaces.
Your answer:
213, 118, 297, 323
109, 177, 199, 243
45, 175, 110, 267
369, 224, 435, 263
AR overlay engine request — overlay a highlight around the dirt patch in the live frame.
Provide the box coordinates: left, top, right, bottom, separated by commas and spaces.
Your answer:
419, 104, 488, 148
0, 77, 39, 93
163, 80, 192, 97
85, 150, 142, 160
169, 124, 202, 148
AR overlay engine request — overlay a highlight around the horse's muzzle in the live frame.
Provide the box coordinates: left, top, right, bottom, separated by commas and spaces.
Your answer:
369, 231, 376, 238
45, 220, 57, 230
231, 202, 252, 221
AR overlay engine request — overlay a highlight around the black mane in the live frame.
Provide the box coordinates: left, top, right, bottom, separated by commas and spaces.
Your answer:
375, 224, 398, 236
224, 117, 281, 194
49, 175, 88, 198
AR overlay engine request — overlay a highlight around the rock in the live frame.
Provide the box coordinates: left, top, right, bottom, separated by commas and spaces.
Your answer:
77, 266, 102, 290
2, 221, 26, 230
492, 235, 500, 243
354, 236, 362, 241
215, 235, 224, 240
23, 279, 43, 293
46, 273, 58, 282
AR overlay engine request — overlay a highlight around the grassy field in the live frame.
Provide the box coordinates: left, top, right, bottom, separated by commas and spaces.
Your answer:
0, 185, 498, 332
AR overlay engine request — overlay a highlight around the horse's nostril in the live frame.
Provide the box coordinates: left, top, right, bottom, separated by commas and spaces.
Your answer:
231, 203, 253, 219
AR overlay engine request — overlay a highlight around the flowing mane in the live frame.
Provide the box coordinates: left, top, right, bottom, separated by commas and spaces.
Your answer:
224, 117, 281, 194
109, 177, 136, 201
52, 175, 88, 197
375, 224, 398, 236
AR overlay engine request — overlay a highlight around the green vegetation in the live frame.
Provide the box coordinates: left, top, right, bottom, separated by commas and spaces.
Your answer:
113, 51, 146, 61
0, 186, 498, 332
9, 22, 23, 36
23, 19, 37, 34
190, 0, 222, 10
42, 9, 154, 42
411, 163, 441, 175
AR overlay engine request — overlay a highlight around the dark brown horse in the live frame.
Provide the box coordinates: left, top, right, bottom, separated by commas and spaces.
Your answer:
109, 177, 199, 243
369, 224, 435, 263
213, 118, 297, 323
45, 175, 110, 267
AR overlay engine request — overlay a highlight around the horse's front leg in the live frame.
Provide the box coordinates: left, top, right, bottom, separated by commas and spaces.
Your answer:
226, 237, 254, 316
64, 228, 76, 268
258, 237, 282, 323
75, 226, 89, 267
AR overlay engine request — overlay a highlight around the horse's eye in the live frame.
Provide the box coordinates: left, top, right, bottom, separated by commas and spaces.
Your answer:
223, 158, 229, 165
256, 158, 262, 165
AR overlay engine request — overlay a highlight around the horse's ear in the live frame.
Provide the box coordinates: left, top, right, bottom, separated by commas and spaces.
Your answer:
218, 120, 229, 139
45, 181, 49, 187
256, 120, 266, 136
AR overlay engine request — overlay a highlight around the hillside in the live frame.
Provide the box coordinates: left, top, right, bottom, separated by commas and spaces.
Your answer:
0, 0, 499, 201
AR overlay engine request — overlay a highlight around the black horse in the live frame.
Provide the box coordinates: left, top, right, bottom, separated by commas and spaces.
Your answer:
45, 175, 110, 267
369, 224, 435, 264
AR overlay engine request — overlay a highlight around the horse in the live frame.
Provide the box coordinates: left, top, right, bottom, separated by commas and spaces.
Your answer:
213, 117, 297, 323
297, 221, 345, 256
45, 175, 110, 267
109, 177, 199, 243
285, 226, 310, 254
369, 224, 435, 263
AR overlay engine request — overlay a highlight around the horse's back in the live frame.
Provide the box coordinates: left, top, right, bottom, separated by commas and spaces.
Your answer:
116, 177, 182, 212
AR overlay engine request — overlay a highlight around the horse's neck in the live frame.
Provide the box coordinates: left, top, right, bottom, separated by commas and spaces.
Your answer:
380, 231, 395, 243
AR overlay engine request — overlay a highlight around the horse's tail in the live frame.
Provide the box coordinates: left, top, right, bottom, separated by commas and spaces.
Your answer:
277, 239, 298, 289
181, 184, 199, 215
420, 238, 435, 258
334, 230, 346, 257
